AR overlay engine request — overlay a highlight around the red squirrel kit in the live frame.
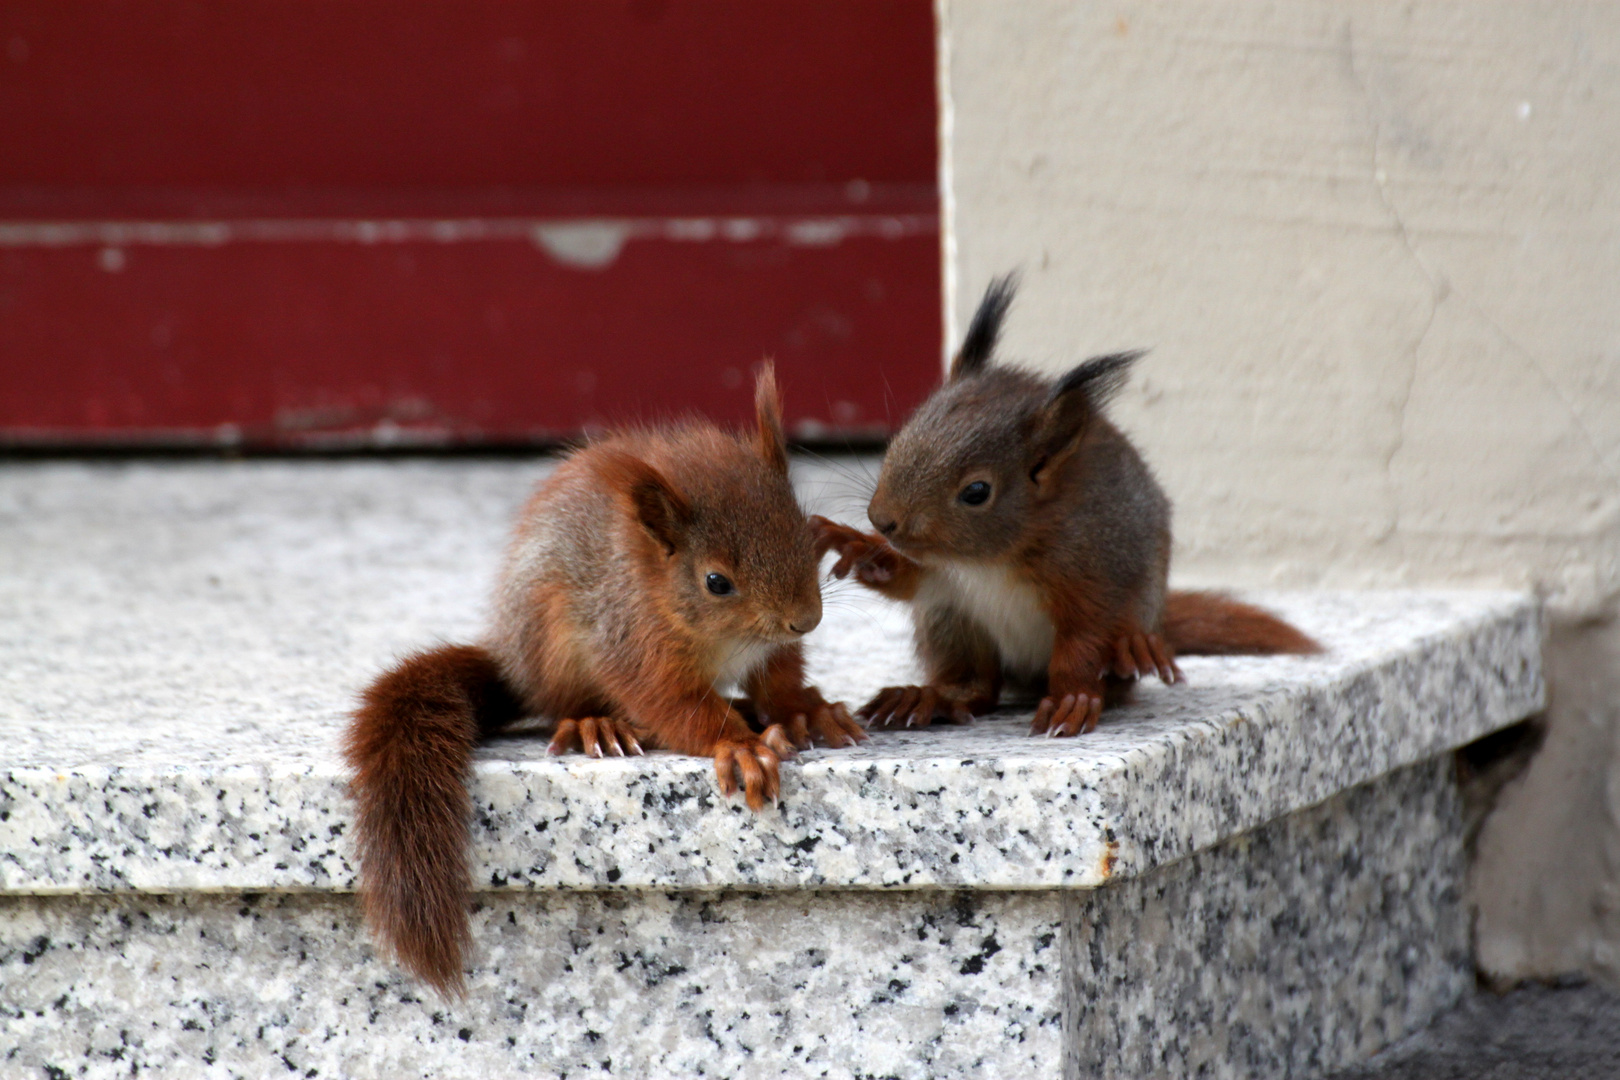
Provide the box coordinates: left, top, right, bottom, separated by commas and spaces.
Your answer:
345, 366, 863, 993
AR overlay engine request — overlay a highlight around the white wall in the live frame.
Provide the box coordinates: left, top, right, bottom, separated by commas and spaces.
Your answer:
941, 0, 1620, 984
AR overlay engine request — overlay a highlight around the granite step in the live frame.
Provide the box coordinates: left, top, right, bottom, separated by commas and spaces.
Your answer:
0, 460, 1544, 1078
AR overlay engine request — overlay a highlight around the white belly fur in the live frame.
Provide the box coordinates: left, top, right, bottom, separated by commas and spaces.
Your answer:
925, 560, 1055, 677
713, 638, 776, 693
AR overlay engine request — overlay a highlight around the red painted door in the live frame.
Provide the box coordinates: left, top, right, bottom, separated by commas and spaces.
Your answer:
0, 2, 940, 448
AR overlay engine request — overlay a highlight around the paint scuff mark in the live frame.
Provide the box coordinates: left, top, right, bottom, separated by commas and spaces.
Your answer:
0, 215, 937, 258
786, 220, 847, 246
531, 222, 631, 270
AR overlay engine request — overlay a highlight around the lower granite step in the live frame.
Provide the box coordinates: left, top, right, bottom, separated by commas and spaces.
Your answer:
0, 462, 1543, 1078
4, 757, 1468, 1080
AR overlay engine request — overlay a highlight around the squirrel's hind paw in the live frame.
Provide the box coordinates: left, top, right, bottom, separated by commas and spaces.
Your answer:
809, 700, 869, 748
753, 688, 868, 750
786, 699, 868, 750
1108, 631, 1182, 685
548, 716, 644, 758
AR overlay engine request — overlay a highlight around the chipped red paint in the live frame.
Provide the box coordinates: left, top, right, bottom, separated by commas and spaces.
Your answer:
1, 221, 939, 445
0, 1, 939, 447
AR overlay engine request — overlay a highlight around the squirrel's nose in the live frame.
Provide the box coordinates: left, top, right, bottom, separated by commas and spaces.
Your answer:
872, 512, 898, 536
788, 603, 822, 635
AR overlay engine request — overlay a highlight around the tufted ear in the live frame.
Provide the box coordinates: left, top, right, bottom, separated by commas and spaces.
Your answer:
753, 361, 790, 475
949, 273, 1019, 381
1027, 350, 1145, 498
598, 450, 692, 556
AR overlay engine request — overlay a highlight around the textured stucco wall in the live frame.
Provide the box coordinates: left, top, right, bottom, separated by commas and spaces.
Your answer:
941, 0, 1620, 984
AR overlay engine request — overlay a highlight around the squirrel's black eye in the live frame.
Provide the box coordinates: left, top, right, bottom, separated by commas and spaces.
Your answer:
959, 481, 992, 506
705, 573, 734, 596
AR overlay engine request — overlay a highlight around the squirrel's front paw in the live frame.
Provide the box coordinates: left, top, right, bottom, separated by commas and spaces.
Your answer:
1029, 693, 1102, 737
713, 728, 794, 811
858, 685, 973, 729
808, 514, 862, 559
548, 715, 645, 757
808, 515, 898, 586
1107, 630, 1182, 685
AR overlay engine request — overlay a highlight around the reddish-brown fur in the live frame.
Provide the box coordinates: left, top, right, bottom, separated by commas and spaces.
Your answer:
345, 366, 863, 994
343, 644, 523, 992
1162, 590, 1322, 656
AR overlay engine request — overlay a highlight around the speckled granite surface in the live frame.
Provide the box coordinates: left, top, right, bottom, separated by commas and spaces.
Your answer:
0, 888, 1063, 1079
1065, 756, 1470, 1080
1, 760, 1466, 1080
0, 461, 1535, 1078
0, 462, 1540, 895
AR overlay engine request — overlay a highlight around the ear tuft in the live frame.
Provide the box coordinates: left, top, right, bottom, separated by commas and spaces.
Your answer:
1027, 350, 1148, 499
753, 361, 790, 475
597, 450, 692, 556
1049, 350, 1146, 412
950, 273, 1019, 380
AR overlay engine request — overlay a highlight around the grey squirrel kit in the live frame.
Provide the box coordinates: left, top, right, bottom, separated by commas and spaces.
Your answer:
345, 365, 864, 993
812, 274, 1319, 736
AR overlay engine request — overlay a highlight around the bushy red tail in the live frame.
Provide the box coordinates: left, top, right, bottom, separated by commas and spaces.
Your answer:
1163, 590, 1321, 656
342, 644, 523, 995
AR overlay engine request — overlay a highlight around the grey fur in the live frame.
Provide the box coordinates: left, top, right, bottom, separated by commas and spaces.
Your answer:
869, 293, 1171, 693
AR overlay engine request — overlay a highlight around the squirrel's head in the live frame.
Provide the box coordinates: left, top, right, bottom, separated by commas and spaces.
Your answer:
606, 364, 822, 656
869, 275, 1142, 562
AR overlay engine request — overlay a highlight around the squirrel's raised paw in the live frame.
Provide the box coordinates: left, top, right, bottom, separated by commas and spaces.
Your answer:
1108, 630, 1182, 685
1030, 693, 1102, 737
808, 514, 864, 560
808, 515, 898, 585
548, 715, 644, 757
714, 729, 792, 811
858, 685, 973, 729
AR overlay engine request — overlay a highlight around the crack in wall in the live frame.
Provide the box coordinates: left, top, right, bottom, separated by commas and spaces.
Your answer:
1458, 293, 1620, 491
1342, 23, 1620, 513
1344, 22, 1445, 550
